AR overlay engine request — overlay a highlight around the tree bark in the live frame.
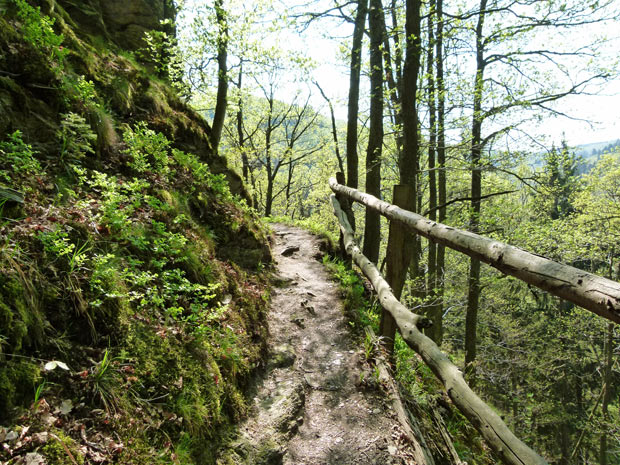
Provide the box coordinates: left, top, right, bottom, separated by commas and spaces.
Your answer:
329, 178, 620, 324
235, 68, 250, 185
346, 0, 368, 190
464, 0, 488, 383
211, 0, 228, 152
435, 0, 446, 346
362, 0, 384, 265
400, 0, 421, 193
383, 185, 415, 354
315, 82, 345, 174
426, 0, 440, 344
401, 0, 422, 296
599, 322, 613, 465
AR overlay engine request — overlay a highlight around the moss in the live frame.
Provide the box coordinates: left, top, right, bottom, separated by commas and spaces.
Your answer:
41, 430, 85, 465
108, 76, 135, 114
86, 105, 118, 156
0, 2, 272, 463
0, 274, 46, 352
0, 359, 40, 419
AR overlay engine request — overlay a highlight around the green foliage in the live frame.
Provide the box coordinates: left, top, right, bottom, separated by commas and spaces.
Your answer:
89, 349, 122, 412
123, 122, 171, 175
322, 255, 378, 330
0, 130, 41, 183
13, 0, 68, 66
138, 22, 187, 93
57, 112, 97, 163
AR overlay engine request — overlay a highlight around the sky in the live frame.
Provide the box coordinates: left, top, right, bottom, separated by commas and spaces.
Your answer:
179, 0, 620, 149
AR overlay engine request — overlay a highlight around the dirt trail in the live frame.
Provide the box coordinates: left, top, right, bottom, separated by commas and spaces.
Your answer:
220, 224, 413, 465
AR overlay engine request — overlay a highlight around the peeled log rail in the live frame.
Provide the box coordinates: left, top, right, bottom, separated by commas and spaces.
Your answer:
329, 177, 620, 324
330, 194, 548, 465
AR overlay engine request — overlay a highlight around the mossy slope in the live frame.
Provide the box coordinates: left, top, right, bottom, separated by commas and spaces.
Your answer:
0, 1, 271, 463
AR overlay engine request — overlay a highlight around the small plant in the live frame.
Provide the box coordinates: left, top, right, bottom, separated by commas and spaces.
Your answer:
33, 380, 48, 406
363, 329, 383, 361
90, 349, 122, 412
123, 122, 171, 175
13, 0, 68, 66
0, 130, 41, 182
72, 76, 98, 107
57, 112, 97, 163
39, 227, 75, 260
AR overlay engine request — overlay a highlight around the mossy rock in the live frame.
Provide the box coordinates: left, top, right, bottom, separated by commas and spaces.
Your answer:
0, 360, 40, 420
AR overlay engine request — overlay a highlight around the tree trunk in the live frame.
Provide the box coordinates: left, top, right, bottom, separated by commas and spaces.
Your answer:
265, 162, 274, 216
235, 68, 250, 185
346, 0, 368, 190
599, 321, 613, 465
380, 4, 403, 157
464, 0, 488, 383
435, 0, 446, 345
401, 0, 422, 295
264, 98, 274, 217
211, 0, 228, 152
362, 0, 384, 265
426, 0, 440, 343
315, 82, 345, 174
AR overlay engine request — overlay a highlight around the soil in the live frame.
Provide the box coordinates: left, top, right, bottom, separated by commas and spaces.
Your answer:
219, 224, 415, 465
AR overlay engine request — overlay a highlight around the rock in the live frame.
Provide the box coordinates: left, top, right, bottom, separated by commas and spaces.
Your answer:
268, 344, 296, 369
281, 246, 300, 257
222, 378, 304, 464
300, 300, 316, 315
290, 316, 305, 328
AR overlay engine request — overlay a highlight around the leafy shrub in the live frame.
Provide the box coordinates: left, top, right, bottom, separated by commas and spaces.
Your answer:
58, 112, 97, 162
13, 0, 68, 67
0, 130, 41, 182
123, 122, 171, 175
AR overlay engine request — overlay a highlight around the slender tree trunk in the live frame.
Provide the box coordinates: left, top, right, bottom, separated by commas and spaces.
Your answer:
346, 0, 368, 190
391, 0, 403, 95
211, 0, 228, 152
363, 0, 384, 265
435, 0, 446, 346
464, 0, 488, 383
380, 5, 403, 157
264, 98, 274, 217
315, 82, 345, 174
235, 68, 250, 184
600, 253, 615, 465
265, 155, 274, 216
285, 153, 294, 215
426, 0, 440, 343
401, 0, 422, 297
599, 322, 613, 465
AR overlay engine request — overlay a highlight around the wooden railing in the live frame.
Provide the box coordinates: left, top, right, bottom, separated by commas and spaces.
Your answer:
329, 175, 620, 464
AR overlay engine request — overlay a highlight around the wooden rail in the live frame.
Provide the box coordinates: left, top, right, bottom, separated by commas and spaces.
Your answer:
329, 177, 620, 324
330, 193, 547, 465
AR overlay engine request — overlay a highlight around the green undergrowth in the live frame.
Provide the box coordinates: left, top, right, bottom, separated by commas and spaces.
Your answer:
322, 255, 493, 464
0, 1, 271, 463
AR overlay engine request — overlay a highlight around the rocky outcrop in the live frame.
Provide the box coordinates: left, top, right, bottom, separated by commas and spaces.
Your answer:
58, 0, 175, 51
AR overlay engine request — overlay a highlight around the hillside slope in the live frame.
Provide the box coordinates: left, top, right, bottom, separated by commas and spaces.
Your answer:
0, 0, 272, 463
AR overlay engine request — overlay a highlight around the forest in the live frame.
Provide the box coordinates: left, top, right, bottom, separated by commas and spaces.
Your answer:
0, 0, 619, 464
183, 0, 620, 459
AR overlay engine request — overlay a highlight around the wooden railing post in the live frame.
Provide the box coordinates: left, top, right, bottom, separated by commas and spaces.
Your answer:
381, 184, 415, 355
335, 172, 355, 264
